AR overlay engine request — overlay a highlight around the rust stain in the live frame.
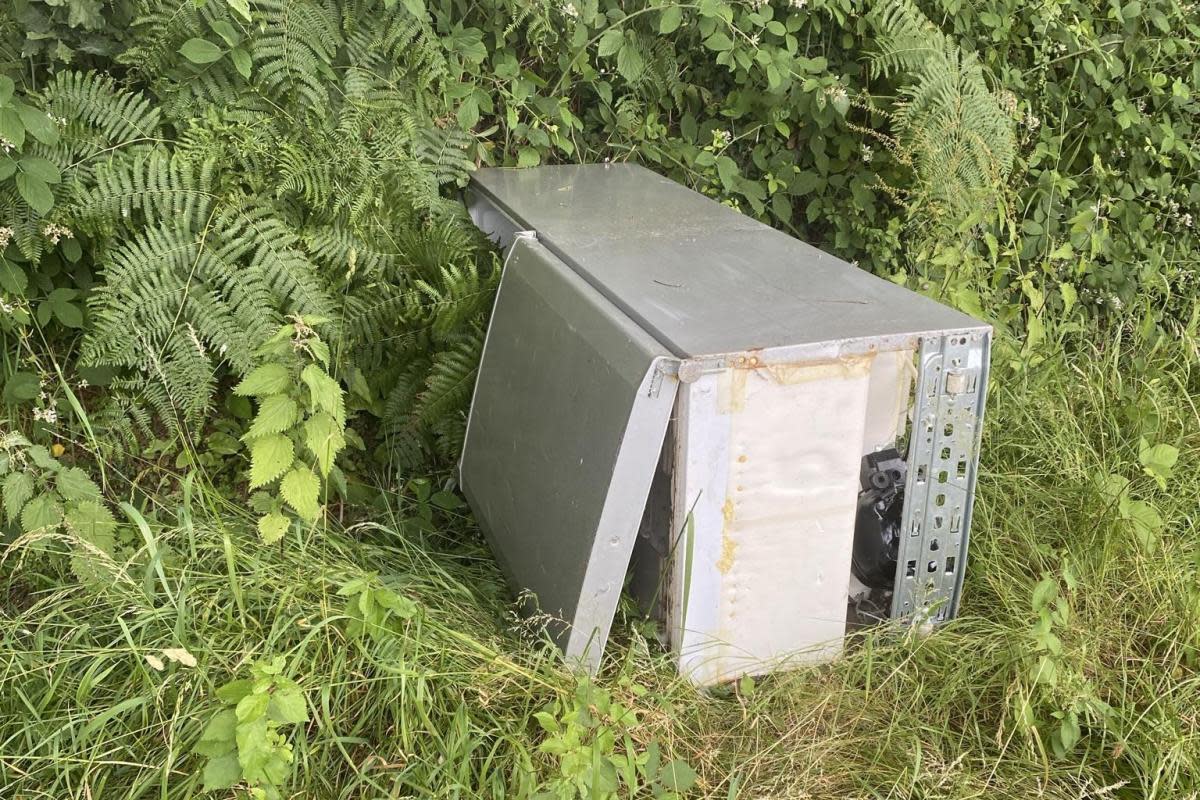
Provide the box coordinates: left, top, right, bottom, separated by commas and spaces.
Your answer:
716, 498, 737, 574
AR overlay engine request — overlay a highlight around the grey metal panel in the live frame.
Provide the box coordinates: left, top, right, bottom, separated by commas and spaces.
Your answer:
471, 164, 982, 358
459, 234, 678, 671
891, 331, 990, 622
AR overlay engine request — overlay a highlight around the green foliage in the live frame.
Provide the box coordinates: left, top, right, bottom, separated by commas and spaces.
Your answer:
0, 430, 118, 583
195, 656, 309, 800
237, 318, 347, 537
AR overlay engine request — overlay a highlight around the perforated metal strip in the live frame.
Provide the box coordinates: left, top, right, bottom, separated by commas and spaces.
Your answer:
891, 332, 990, 623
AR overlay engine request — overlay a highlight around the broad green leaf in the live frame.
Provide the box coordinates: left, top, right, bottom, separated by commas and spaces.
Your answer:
202, 753, 241, 790
303, 411, 344, 476
597, 29, 623, 57
21, 493, 62, 533
198, 709, 237, 751
215, 679, 254, 704
245, 394, 299, 439
1, 371, 38, 403
0, 158, 15, 181
300, 364, 344, 424
230, 47, 252, 78
56, 466, 101, 502
258, 511, 290, 544
704, 31, 734, 52
616, 41, 645, 80
0, 76, 13, 105
235, 363, 291, 396
235, 690, 269, 723
1138, 440, 1178, 484
516, 146, 540, 168
0, 108, 24, 150
3, 472, 34, 521
281, 466, 320, 521
180, 38, 224, 64
19, 155, 60, 183
209, 20, 241, 46
375, 587, 417, 618
659, 759, 698, 792
248, 434, 293, 488
268, 687, 308, 723
65, 500, 117, 552
226, 0, 252, 21
16, 173, 54, 214
16, 105, 59, 146
659, 6, 683, 33
0, 259, 27, 295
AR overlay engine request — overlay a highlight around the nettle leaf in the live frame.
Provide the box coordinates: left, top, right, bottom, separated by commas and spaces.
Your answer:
56, 466, 102, 502
597, 28, 624, 57
235, 363, 292, 397
201, 753, 242, 791
617, 41, 645, 80
249, 434, 294, 488
303, 411, 344, 477
1138, 439, 1179, 485
300, 364, 345, 425
258, 511, 290, 544
280, 466, 320, 521
268, 687, 308, 724
64, 501, 117, 552
216, 679, 254, 704
21, 493, 62, 533
196, 709, 238, 756
246, 394, 300, 439
180, 38, 224, 64
3, 471, 34, 521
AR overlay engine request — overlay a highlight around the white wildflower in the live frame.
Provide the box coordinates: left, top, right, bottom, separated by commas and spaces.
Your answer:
1023, 112, 1040, 130
713, 129, 733, 148
861, 143, 873, 163
0, 226, 13, 249
42, 223, 73, 245
0, 137, 13, 154
78, 378, 89, 389
749, 33, 761, 46
791, 0, 808, 8
561, 2, 578, 19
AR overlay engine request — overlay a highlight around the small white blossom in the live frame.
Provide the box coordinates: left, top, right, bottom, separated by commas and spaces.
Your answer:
42, 223, 74, 245
749, 0, 768, 10
791, 0, 808, 8
749, 33, 761, 47
0, 226, 13, 249
561, 2, 578, 19
33, 407, 58, 424
0, 300, 14, 314
861, 143, 873, 163
713, 129, 733, 148
0, 137, 13, 154
78, 378, 89, 389
1023, 112, 1040, 130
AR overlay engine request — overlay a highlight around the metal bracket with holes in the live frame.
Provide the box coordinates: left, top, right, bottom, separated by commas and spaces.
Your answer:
891, 332, 991, 623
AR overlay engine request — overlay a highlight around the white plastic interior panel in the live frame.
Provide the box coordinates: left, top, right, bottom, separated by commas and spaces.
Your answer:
667, 352, 912, 684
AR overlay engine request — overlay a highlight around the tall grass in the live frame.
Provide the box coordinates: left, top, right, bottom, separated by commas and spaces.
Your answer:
1, 324, 1197, 799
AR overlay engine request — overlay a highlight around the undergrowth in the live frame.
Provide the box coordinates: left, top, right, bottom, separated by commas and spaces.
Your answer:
2, 325, 1197, 798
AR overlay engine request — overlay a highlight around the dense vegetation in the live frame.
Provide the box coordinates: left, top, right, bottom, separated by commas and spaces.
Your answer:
1, 0, 1197, 798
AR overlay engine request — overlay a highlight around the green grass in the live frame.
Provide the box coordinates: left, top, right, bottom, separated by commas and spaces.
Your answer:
2, 325, 1198, 799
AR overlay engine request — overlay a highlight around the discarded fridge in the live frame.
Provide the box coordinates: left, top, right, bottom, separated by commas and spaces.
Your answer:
460, 164, 990, 684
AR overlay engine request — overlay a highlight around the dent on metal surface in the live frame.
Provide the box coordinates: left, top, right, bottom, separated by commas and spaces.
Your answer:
459, 235, 677, 671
